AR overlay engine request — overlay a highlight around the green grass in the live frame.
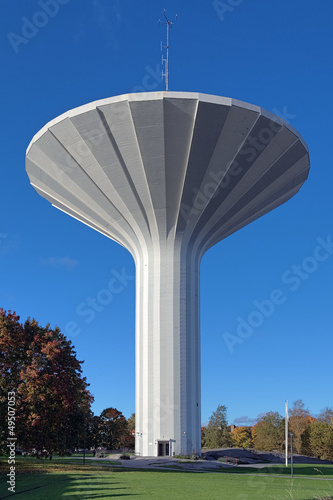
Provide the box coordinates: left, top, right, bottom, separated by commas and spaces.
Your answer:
9, 454, 120, 466
216, 464, 333, 478
0, 458, 332, 499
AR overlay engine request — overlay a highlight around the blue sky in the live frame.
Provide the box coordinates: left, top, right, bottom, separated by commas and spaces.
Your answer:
1, 0, 332, 426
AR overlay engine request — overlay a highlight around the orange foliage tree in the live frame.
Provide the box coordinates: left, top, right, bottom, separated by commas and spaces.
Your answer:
0, 309, 93, 455
231, 426, 253, 448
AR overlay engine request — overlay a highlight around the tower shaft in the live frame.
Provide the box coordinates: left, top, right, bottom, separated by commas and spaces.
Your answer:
135, 238, 201, 456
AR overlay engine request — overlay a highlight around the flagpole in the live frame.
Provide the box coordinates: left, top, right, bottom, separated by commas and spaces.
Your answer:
285, 400, 288, 467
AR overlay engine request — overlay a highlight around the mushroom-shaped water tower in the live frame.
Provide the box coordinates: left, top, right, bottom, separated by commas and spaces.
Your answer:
26, 92, 310, 457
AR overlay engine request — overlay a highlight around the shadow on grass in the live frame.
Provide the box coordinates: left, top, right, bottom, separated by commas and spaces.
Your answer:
61, 474, 140, 499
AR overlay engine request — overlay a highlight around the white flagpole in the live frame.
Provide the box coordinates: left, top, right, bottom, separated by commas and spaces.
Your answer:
285, 400, 289, 467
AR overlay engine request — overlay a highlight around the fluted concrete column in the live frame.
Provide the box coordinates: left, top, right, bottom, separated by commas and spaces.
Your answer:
135, 237, 201, 456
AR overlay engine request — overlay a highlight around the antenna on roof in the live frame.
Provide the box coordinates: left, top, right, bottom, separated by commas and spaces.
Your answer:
158, 9, 178, 92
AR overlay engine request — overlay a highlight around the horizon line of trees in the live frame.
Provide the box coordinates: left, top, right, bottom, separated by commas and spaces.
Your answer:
202, 403, 333, 461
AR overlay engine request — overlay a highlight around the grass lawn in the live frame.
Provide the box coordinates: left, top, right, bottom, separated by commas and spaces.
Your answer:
50, 454, 121, 467
0, 458, 332, 499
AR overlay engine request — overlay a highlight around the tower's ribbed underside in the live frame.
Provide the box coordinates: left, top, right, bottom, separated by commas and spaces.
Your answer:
26, 92, 310, 456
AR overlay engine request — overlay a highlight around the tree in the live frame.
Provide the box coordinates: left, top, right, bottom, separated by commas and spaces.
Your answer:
99, 407, 130, 450
201, 426, 206, 447
252, 412, 284, 451
231, 426, 253, 448
0, 310, 25, 452
289, 400, 313, 454
301, 421, 333, 460
127, 413, 135, 432
203, 405, 232, 449
317, 407, 333, 425
0, 309, 93, 455
85, 414, 102, 450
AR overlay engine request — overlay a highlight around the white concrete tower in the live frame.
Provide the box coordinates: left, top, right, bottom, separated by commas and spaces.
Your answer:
26, 92, 310, 457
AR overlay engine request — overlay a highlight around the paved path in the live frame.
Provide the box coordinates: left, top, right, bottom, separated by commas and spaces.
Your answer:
86, 456, 333, 479
87, 456, 232, 471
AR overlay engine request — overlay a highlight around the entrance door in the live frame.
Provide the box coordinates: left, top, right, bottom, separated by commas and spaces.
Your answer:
157, 441, 170, 456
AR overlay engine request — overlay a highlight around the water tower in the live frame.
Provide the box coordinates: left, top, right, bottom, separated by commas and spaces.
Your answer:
26, 91, 310, 457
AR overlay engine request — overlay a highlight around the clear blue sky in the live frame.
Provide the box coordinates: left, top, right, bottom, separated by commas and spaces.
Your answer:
1, 0, 332, 426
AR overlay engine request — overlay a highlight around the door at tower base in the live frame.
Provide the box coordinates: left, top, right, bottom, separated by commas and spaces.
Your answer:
135, 439, 172, 457
157, 441, 170, 457
25, 92, 310, 460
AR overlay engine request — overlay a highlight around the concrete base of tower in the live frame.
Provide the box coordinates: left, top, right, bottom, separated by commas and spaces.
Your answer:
135, 436, 201, 458
133, 239, 202, 458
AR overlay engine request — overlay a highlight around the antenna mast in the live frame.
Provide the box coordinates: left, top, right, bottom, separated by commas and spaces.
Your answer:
159, 10, 177, 92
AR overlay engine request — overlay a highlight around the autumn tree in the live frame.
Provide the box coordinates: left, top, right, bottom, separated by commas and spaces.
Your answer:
301, 421, 333, 460
0, 310, 25, 452
0, 309, 93, 455
203, 405, 232, 449
252, 412, 284, 451
231, 426, 253, 448
289, 400, 313, 454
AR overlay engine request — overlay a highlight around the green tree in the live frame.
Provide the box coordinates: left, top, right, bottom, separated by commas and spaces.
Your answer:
301, 421, 333, 460
84, 411, 135, 451
203, 405, 232, 449
252, 412, 284, 451
99, 407, 129, 450
85, 414, 102, 450
201, 426, 206, 447
127, 413, 135, 432
0, 309, 93, 456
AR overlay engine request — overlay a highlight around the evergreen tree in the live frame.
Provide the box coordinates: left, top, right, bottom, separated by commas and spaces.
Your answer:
203, 404, 232, 449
